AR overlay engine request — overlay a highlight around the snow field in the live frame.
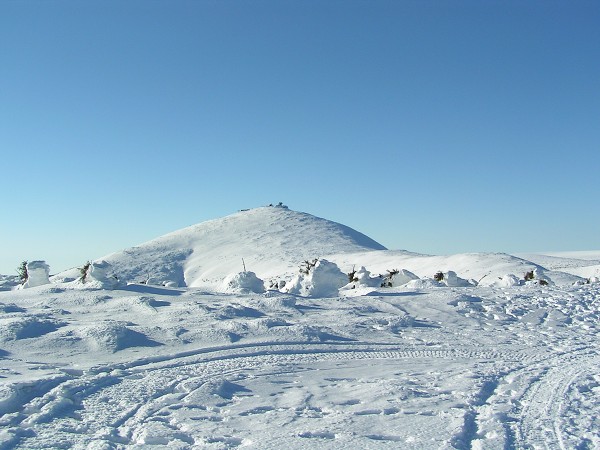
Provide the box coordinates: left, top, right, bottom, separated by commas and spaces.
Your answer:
0, 281, 598, 448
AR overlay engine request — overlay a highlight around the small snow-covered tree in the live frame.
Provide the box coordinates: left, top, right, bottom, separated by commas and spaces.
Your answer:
79, 261, 91, 283
299, 259, 319, 275
381, 269, 399, 287
347, 266, 358, 284
17, 260, 28, 284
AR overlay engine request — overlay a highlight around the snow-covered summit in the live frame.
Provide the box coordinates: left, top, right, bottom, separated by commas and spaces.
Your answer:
58, 206, 386, 288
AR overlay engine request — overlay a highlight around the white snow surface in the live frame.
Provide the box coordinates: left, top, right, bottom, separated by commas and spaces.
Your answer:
1, 207, 599, 449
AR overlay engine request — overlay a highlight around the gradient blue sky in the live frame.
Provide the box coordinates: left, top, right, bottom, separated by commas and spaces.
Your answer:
1, 0, 599, 274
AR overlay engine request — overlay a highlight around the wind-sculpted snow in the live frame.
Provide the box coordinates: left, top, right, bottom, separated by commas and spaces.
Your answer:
0, 280, 598, 449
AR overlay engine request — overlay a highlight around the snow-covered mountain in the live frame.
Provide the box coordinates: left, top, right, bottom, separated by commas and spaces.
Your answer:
70, 205, 386, 288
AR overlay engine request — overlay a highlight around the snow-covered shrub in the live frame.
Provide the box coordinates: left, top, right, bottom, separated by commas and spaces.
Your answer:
267, 279, 286, 290
299, 259, 318, 275
379, 269, 420, 288
524, 268, 552, 286
285, 259, 347, 297
221, 271, 265, 294
76, 261, 119, 289
79, 261, 91, 282
16, 261, 28, 284
380, 269, 399, 287
342, 266, 381, 290
21, 261, 50, 288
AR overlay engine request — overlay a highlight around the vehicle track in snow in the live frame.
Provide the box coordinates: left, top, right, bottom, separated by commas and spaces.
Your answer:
2, 341, 526, 449
515, 347, 600, 450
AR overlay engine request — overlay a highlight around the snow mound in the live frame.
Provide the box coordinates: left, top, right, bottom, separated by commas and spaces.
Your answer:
489, 274, 522, 288
0, 315, 63, 342
440, 271, 473, 287
285, 259, 347, 297
342, 266, 381, 291
22, 261, 50, 289
87, 260, 119, 289
221, 271, 265, 294
76, 321, 161, 353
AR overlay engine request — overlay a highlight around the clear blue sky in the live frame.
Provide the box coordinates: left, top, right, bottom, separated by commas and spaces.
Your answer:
1, 0, 599, 274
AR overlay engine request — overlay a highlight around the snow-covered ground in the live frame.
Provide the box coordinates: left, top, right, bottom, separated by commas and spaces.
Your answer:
1, 206, 598, 449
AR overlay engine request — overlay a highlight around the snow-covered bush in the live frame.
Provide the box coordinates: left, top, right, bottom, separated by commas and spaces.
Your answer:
524, 268, 552, 286
79, 261, 91, 282
221, 271, 265, 294
21, 261, 50, 288
299, 259, 318, 275
16, 261, 28, 284
285, 259, 347, 297
342, 266, 381, 290
76, 261, 119, 289
384, 269, 420, 287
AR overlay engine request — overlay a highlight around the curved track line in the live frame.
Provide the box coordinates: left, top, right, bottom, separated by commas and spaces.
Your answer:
6, 343, 523, 448
516, 349, 600, 450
